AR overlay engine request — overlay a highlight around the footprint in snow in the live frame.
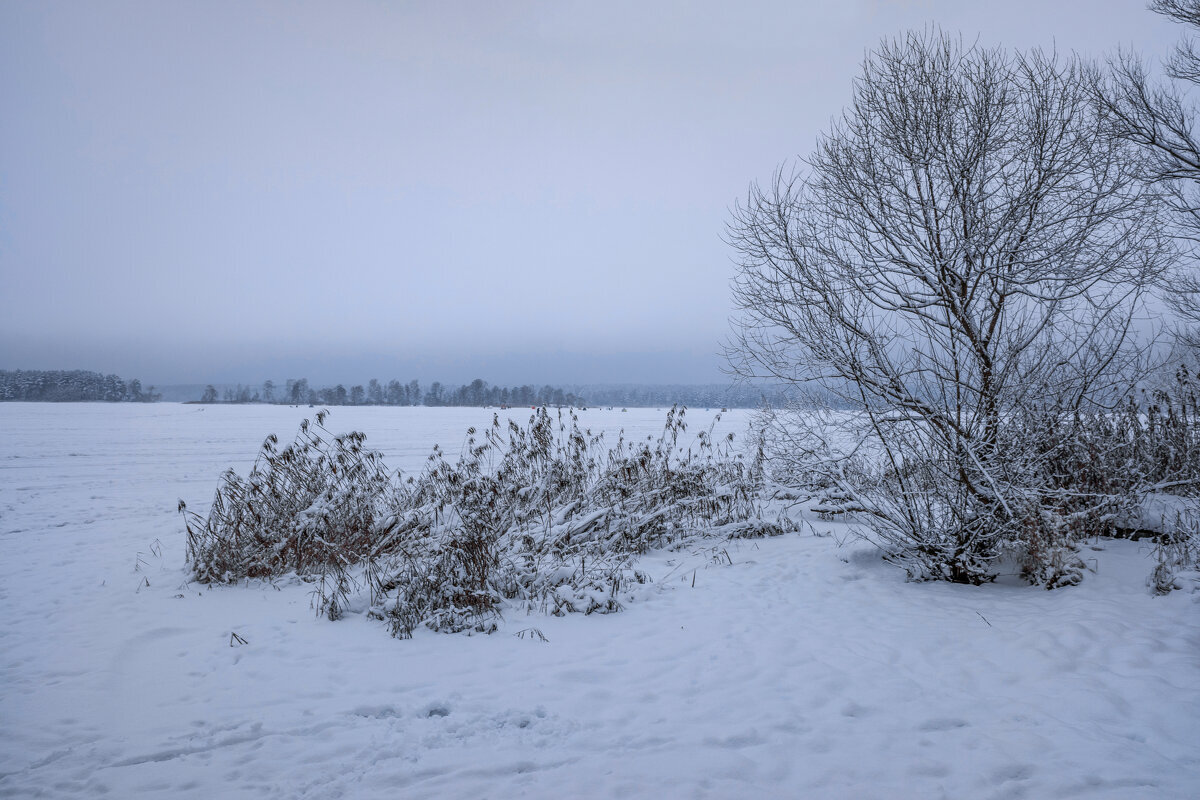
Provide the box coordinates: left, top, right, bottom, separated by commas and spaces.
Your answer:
349, 705, 401, 720
840, 702, 870, 718
916, 717, 970, 732
991, 763, 1035, 783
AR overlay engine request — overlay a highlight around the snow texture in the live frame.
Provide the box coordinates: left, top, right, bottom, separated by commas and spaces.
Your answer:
1, 403, 1198, 798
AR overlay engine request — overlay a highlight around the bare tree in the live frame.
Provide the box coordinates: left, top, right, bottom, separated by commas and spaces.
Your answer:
728, 31, 1175, 582
1097, 1, 1200, 340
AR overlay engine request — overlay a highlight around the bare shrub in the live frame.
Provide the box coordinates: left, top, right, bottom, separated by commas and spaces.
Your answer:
728, 30, 1175, 584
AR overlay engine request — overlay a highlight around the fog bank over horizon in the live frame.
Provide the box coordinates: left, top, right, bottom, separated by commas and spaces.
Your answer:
0, 1, 1179, 385
0, 341, 728, 388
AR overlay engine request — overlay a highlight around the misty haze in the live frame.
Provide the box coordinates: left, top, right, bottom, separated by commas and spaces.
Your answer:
2, 2, 1199, 799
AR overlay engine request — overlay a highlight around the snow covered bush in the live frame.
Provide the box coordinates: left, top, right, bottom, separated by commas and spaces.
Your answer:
1148, 512, 1200, 594
182, 407, 777, 637
180, 409, 394, 598
751, 370, 1200, 588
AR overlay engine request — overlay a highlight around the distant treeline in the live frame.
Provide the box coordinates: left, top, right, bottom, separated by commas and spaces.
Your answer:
198, 378, 583, 408
1, 370, 792, 409
563, 384, 794, 409
0, 370, 160, 402
196, 378, 793, 409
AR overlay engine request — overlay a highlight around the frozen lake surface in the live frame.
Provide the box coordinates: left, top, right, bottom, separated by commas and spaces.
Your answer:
1, 403, 1197, 798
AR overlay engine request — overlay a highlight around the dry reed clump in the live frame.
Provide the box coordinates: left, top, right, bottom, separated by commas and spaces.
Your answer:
753, 368, 1200, 589
179, 410, 393, 591
1001, 371, 1200, 590
181, 406, 778, 637
1148, 509, 1200, 595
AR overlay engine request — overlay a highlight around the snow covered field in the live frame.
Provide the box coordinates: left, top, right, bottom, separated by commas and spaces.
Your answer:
1, 402, 1197, 799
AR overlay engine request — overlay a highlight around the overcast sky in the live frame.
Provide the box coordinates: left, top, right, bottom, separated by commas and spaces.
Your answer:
0, 1, 1183, 386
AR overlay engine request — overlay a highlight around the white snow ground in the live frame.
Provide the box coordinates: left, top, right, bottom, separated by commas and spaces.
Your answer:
1, 403, 1197, 799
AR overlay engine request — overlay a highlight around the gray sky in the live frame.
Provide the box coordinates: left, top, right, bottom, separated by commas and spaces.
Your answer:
0, 1, 1182, 386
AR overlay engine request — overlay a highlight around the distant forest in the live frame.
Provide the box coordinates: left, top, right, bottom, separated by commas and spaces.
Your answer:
196, 378, 792, 409
566, 384, 793, 409
0, 370, 159, 402
0, 370, 790, 408
199, 378, 583, 408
